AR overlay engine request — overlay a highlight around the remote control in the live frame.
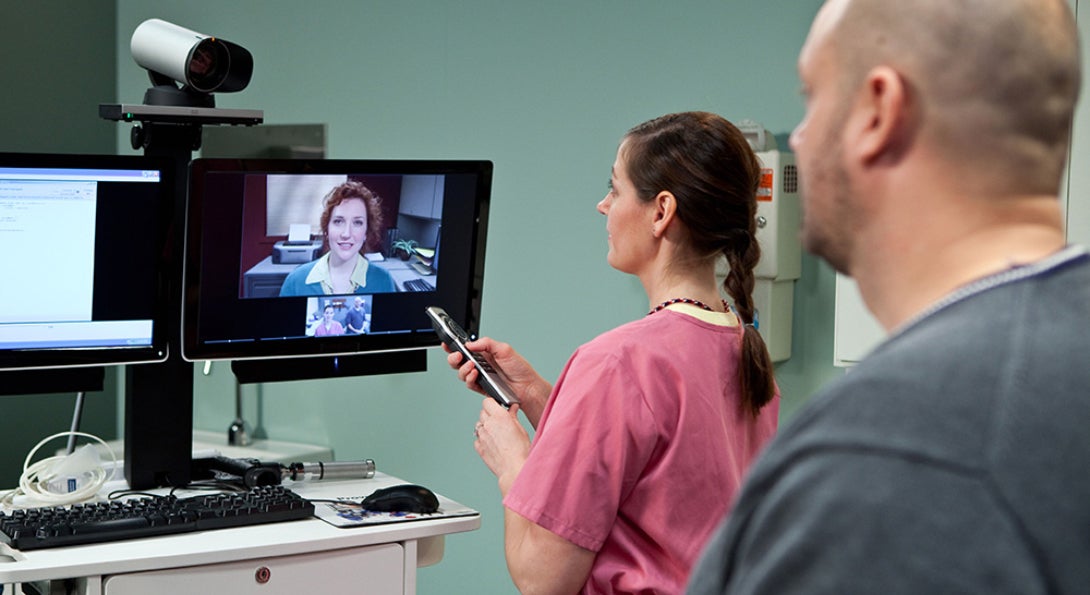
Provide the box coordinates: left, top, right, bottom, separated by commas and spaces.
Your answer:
426, 306, 519, 408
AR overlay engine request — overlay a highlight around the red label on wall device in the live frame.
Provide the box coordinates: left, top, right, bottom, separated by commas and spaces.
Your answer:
757, 168, 774, 202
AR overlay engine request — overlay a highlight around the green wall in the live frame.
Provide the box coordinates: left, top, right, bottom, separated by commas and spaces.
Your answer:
5, 1, 843, 593
0, 1, 121, 490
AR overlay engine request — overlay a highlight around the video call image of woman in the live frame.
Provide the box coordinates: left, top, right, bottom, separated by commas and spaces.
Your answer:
279, 181, 396, 296
311, 302, 345, 336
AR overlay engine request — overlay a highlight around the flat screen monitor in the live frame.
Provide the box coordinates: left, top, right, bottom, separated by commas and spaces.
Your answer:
0, 152, 171, 384
182, 158, 492, 381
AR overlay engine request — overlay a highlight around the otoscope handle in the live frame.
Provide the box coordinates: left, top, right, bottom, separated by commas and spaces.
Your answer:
285, 459, 376, 481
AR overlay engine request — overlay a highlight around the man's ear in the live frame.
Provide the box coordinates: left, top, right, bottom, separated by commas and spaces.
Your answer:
846, 65, 910, 166
651, 191, 677, 238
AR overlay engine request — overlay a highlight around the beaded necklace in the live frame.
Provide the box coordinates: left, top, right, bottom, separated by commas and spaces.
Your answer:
647, 297, 729, 316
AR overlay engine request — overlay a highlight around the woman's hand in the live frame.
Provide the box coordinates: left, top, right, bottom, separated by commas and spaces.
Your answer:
445, 337, 552, 427
473, 399, 529, 493
474, 398, 596, 594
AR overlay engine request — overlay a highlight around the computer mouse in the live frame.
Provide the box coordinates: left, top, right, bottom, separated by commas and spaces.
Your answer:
360, 483, 440, 513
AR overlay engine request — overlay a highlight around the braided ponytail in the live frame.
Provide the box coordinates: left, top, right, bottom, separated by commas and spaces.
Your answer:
722, 234, 775, 416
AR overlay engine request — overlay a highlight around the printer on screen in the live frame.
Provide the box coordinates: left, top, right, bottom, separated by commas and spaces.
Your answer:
272, 223, 323, 264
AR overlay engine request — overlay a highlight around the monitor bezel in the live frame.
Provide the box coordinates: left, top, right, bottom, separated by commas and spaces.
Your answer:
181, 157, 493, 363
0, 152, 173, 372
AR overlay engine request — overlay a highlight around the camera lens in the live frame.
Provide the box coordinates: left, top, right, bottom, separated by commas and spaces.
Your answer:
186, 38, 230, 92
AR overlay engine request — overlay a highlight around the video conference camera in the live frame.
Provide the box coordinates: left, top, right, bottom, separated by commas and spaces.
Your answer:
131, 18, 253, 108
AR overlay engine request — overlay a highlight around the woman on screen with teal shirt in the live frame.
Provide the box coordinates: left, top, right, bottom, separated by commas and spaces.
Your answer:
279, 180, 396, 296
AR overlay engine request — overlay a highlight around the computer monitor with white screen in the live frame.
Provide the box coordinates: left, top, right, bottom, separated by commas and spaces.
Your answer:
182, 158, 493, 382
0, 153, 171, 392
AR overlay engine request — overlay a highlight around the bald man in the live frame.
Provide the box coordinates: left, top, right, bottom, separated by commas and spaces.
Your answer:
687, 0, 1090, 593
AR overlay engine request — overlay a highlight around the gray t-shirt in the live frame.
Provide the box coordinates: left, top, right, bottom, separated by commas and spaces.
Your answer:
688, 247, 1090, 595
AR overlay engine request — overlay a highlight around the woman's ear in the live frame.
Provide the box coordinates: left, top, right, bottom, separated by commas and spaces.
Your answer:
651, 191, 677, 238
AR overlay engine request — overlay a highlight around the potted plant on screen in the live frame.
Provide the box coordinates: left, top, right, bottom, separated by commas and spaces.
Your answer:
391, 238, 419, 261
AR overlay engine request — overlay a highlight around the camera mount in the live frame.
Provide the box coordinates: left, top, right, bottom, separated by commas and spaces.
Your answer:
99, 103, 263, 152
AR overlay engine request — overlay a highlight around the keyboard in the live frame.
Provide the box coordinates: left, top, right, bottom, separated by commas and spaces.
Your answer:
0, 484, 315, 551
403, 278, 434, 292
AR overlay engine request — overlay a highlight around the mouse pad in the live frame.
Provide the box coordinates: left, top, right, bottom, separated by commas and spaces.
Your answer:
314, 493, 479, 528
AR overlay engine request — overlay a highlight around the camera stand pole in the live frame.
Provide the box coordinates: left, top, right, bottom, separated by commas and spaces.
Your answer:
123, 120, 199, 489
101, 102, 262, 489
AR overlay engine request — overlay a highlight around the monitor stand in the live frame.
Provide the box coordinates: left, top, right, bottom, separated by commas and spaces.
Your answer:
125, 358, 192, 489
121, 119, 202, 490
0, 368, 104, 397
231, 350, 427, 384
104, 92, 267, 489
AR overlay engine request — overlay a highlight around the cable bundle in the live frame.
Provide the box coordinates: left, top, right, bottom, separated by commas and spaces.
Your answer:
1, 431, 117, 509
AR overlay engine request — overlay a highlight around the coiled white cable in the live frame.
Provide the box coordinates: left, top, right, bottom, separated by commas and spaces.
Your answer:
2, 431, 118, 509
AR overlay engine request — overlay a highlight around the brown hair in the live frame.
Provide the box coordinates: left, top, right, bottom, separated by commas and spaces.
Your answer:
319, 180, 385, 254
624, 111, 775, 415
